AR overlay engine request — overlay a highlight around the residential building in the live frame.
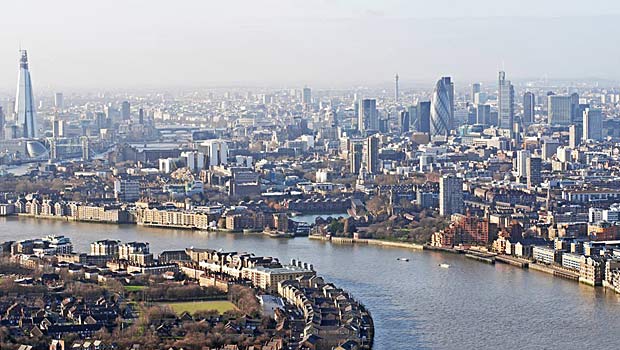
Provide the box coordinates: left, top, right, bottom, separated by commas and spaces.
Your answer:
439, 175, 463, 217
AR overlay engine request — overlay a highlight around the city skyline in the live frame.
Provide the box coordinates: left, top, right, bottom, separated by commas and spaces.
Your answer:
2, 1, 620, 90
3, 2, 620, 349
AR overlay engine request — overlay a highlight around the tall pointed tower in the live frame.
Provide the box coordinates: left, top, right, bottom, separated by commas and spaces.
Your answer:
15, 50, 37, 138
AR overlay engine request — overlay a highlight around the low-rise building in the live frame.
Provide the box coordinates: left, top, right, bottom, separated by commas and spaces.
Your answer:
561, 253, 585, 271
580, 257, 604, 286
533, 246, 561, 265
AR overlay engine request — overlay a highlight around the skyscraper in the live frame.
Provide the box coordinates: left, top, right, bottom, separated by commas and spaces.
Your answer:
471, 83, 481, 102
474, 92, 488, 105
54, 92, 64, 110
408, 106, 418, 132
498, 71, 514, 129
418, 101, 431, 133
523, 92, 535, 125
583, 108, 603, 141
0, 107, 4, 140
302, 87, 312, 107
439, 175, 463, 217
515, 150, 530, 178
548, 95, 572, 125
526, 157, 542, 189
574, 103, 589, 126
121, 101, 131, 120
81, 136, 90, 161
365, 135, 379, 174
476, 104, 490, 126
349, 139, 364, 174
358, 99, 378, 133
15, 50, 37, 138
399, 110, 410, 133
430, 77, 454, 140
570, 92, 580, 123
394, 74, 399, 102
569, 124, 582, 148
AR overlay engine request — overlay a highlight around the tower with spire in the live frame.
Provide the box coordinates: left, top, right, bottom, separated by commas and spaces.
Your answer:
394, 73, 399, 102
15, 50, 37, 138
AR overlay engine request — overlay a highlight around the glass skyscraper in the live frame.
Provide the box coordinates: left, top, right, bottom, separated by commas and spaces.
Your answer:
15, 50, 37, 138
498, 71, 514, 130
430, 77, 454, 140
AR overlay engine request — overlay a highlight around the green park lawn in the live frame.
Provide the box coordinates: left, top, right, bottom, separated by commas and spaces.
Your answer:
164, 300, 237, 314
124, 285, 147, 292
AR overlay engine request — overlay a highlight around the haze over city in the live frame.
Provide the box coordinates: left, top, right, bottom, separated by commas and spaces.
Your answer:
2, 0, 620, 90
4, 1, 620, 350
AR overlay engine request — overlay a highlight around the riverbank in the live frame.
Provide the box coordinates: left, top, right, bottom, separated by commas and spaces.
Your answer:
309, 234, 614, 293
4, 215, 608, 291
309, 234, 424, 250
1, 216, 619, 349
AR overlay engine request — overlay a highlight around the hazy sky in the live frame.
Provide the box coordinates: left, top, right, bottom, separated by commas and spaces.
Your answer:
1, 0, 620, 90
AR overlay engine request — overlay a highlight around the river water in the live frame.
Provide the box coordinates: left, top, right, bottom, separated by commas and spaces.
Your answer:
1, 216, 618, 350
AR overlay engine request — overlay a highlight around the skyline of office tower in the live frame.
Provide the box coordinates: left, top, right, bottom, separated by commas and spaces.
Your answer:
399, 110, 410, 133
430, 77, 454, 140
379, 115, 389, 133
512, 117, 522, 147
418, 101, 431, 133
569, 124, 582, 148
302, 87, 312, 106
394, 74, 399, 102
523, 92, 535, 125
545, 91, 555, 111
138, 108, 145, 125
471, 83, 481, 102
439, 174, 463, 217
0, 106, 6, 140
515, 149, 530, 178
570, 92, 580, 123
574, 103, 589, 126
474, 92, 488, 105
548, 95, 572, 125
0, 107, 4, 140
498, 71, 514, 129
54, 92, 64, 110
408, 105, 418, 132
15, 50, 37, 138
526, 156, 542, 189
95, 112, 107, 131
583, 108, 603, 141
121, 101, 131, 120
365, 135, 379, 174
349, 139, 363, 174
476, 104, 490, 126
81, 136, 90, 161
358, 98, 378, 133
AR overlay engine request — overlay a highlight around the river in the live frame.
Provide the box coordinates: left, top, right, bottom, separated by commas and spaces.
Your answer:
1, 216, 619, 350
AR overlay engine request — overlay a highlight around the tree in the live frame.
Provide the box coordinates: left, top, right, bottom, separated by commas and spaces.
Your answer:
366, 196, 388, 214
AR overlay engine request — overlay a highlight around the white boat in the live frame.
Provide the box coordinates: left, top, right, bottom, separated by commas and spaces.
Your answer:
396, 257, 410, 262
439, 263, 450, 268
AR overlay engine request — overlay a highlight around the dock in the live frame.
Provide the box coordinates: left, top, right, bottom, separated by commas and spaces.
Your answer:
465, 253, 495, 264
495, 255, 530, 268
529, 263, 579, 281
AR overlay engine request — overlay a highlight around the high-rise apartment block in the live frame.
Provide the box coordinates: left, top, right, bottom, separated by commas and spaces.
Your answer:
440, 175, 463, 217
